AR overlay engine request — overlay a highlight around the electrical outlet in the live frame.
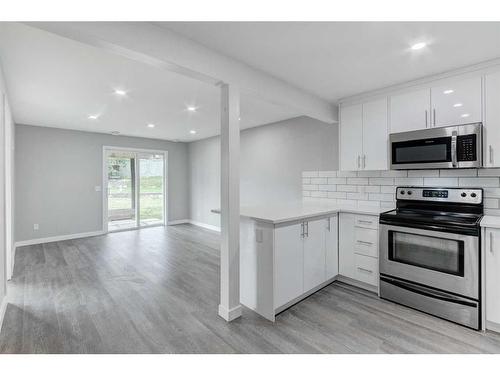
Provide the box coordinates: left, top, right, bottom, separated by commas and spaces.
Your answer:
33, 223, 39, 231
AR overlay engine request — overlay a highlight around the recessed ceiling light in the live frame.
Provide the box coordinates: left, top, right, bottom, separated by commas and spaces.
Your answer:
88, 115, 99, 120
187, 106, 197, 112
189, 130, 197, 134
238, 117, 241, 121
443, 89, 454, 94
147, 123, 155, 128
453, 103, 463, 108
114, 89, 127, 96
410, 42, 427, 50
461, 113, 470, 118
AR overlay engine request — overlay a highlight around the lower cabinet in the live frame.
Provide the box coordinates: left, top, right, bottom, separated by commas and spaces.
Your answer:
240, 214, 339, 321
485, 227, 500, 330
339, 213, 379, 289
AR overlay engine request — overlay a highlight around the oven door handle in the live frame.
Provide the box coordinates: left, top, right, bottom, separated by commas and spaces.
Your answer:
451, 131, 458, 168
380, 276, 477, 307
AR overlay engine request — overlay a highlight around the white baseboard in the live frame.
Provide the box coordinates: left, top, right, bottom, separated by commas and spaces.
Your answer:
15, 230, 105, 248
167, 219, 190, 225
188, 220, 221, 232
168, 219, 221, 232
218, 304, 242, 321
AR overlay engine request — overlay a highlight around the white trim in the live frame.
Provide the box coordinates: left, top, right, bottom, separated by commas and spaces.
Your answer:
218, 304, 242, 322
15, 230, 105, 248
486, 320, 500, 334
188, 220, 221, 232
167, 219, 190, 225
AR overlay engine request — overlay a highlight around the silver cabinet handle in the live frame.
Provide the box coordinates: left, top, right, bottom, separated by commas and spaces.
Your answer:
357, 240, 373, 246
326, 217, 331, 232
304, 221, 308, 238
357, 267, 373, 274
433, 108, 436, 127
425, 110, 428, 128
357, 219, 373, 224
357, 155, 361, 169
301, 222, 304, 238
362, 155, 366, 169
491, 231, 494, 253
490, 145, 494, 165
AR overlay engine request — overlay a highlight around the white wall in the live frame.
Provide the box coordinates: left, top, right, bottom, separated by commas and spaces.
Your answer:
188, 116, 338, 227
15, 125, 189, 242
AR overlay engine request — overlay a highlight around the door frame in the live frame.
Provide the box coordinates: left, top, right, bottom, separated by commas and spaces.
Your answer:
102, 146, 168, 233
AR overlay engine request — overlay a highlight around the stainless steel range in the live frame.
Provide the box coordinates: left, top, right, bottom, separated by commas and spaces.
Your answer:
379, 186, 483, 330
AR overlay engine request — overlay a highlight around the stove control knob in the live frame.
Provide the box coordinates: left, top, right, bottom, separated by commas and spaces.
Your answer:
461, 192, 467, 197
471, 192, 477, 198
400, 190, 405, 195
407, 191, 412, 196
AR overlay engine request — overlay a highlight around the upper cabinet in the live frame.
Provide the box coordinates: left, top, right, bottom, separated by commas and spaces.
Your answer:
390, 88, 430, 133
389, 76, 482, 133
484, 71, 500, 167
340, 99, 388, 171
431, 77, 482, 127
339, 103, 363, 171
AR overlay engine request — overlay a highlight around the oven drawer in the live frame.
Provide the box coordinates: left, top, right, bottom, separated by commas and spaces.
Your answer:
354, 254, 379, 286
354, 227, 378, 257
354, 215, 378, 230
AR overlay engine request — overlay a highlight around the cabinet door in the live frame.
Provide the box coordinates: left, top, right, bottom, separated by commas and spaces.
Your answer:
431, 76, 482, 127
362, 98, 388, 170
390, 88, 430, 133
340, 103, 363, 171
484, 71, 500, 167
274, 223, 303, 308
303, 219, 326, 291
486, 228, 500, 326
325, 215, 339, 279
339, 213, 356, 279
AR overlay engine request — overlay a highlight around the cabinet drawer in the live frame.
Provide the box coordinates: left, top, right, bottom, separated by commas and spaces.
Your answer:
354, 254, 379, 286
354, 227, 378, 258
354, 215, 378, 230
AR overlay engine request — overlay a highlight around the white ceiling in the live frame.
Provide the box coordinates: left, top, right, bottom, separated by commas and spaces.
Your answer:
0, 23, 301, 142
160, 22, 500, 102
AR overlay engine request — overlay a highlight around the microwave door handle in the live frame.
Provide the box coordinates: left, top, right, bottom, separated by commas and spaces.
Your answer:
451, 131, 458, 168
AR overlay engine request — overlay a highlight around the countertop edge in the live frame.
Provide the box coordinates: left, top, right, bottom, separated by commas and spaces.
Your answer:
480, 215, 500, 229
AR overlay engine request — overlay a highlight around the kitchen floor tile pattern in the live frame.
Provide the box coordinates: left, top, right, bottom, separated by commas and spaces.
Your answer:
2, 224, 500, 353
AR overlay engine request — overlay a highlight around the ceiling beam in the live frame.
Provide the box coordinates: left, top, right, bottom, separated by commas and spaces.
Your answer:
27, 22, 337, 124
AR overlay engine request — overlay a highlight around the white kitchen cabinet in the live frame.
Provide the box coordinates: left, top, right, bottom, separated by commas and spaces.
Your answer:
325, 216, 339, 279
390, 88, 431, 133
431, 76, 482, 127
339, 213, 379, 290
340, 99, 388, 171
484, 71, 500, 167
485, 227, 500, 330
274, 223, 304, 308
340, 103, 363, 171
362, 98, 389, 170
241, 213, 339, 321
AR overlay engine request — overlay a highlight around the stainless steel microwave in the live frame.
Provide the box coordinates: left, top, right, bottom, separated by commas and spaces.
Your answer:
390, 123, 482, 170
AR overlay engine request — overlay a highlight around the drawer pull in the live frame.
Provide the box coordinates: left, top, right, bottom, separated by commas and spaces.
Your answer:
357, 240, 373, 246
357, 267, 373, 274
357, 220, 373, 224
491, 232, 494, 254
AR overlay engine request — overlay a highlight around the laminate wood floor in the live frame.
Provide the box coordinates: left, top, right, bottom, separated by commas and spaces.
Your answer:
2, 224, 500, 353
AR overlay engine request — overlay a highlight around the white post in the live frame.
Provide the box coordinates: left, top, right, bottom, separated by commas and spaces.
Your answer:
218, 83, 242, 322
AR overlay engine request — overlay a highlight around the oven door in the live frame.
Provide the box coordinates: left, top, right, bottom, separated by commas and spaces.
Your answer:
379, 224, 479, 299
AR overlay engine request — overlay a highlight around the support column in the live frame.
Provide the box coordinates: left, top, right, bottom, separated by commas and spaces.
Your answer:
218, 83, 242, 322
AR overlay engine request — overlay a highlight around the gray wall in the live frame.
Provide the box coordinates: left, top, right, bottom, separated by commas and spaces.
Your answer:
188, 116, 338, 227
15, 125, 189, 242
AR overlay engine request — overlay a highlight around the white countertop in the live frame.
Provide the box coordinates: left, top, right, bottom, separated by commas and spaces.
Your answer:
481, 215, 500, 229
211, 200, 388, 224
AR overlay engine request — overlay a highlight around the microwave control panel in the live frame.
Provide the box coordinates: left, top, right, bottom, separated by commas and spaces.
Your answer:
457, 134, 477, 162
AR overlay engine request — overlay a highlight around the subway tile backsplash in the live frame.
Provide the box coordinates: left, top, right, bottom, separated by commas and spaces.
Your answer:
302, 169, 500, 216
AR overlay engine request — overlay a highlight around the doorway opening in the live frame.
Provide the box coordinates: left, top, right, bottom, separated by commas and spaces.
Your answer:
103, 147, 167, 232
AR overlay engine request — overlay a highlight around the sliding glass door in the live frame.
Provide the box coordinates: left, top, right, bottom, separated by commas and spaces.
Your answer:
106, 148, 165, 232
